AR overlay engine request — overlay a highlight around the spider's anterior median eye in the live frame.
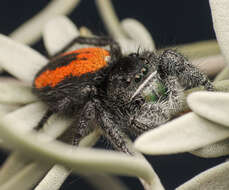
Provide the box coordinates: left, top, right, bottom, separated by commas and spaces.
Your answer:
134, 74, 142, 83
141, 67, 148, 75
129, 53, 138, 57
140, 57, 150, 65
126, 77, 131, 83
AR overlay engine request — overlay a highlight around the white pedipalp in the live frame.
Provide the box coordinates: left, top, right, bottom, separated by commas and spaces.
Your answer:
130, 71, 157, 101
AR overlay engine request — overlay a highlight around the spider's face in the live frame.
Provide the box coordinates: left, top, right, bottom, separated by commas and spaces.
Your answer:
107, 51, 162, 104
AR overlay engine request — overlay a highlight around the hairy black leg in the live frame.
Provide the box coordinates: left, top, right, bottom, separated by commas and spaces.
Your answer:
34, 97, 72, 131
72, 101, 96, 145
54, 36, 122, 61
129, 76, 185, 135
56, 97, 72, 113
94, 99, 131, 154
158, 49, 214, 90
58, 101, 95, 145
34, 109, 53, 130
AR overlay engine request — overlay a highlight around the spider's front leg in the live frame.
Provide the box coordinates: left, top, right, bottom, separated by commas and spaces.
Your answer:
94, 99, 131, 154
129, 76, 185, 135
63, 98, 131, 154
158, 49, 214, 90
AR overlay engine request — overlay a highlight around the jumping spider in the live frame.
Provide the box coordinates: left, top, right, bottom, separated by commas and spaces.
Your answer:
33, 36, 213, 154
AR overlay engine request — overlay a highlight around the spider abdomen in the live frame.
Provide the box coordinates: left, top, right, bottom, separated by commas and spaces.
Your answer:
34, 47, 110, 89
33, 47, 111, 114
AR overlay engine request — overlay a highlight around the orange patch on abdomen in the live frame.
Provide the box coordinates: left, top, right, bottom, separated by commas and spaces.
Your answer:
34, 47, 110, 88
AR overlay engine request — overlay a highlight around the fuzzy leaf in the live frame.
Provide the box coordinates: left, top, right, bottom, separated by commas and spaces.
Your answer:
191, 138, 229, 158
210, 0, 229, 66
0, 152, 31, 185
0, 162, 51, 190
121, 18, 155, 50
9, 0, 81, 45
3, 102, 47, 132
188, 91, 229, 127
95, 0, 128, 39
0, 116, 159, 186
0, 78, 37, 104
0, 34, 47, 84
43, 16, 80, 56
34, 165, 70, 190
176, 160, 229, 190
134, 112, 229, 155
0, 104, 19, 115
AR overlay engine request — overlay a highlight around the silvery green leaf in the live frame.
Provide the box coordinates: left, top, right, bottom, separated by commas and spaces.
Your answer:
0, 117, 161, 188
134, 112, 229, 155
95, 0, 128, 39
191, 55, 225, 77
3, 101, 71, 137
215, 66, 229, 82
3, 102, 47, 132
117, 38, 142, 54
210, 0, 229, 66
43, 16, 80, 56
0, 78, 37, 104
0, 104, 19, 115
0, 162, 51, 190
34, 130, 101, 190
84, 174, 130, 190
176, 160, 229, 190
0, 152, 31, 185
214, 79, 229, 92
79, 26, 93, 36
9, 0, 81, 45
191, 138, 229, 158
0, 34, 47, 84
187, 91, 229, 127
35, 165, 70, 190
121, 18, 155, 51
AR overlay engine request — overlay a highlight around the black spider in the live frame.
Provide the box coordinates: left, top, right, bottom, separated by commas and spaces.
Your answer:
33, 36, 213, 154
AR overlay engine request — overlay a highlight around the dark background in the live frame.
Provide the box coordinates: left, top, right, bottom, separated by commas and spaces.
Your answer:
0, 1, 224, 190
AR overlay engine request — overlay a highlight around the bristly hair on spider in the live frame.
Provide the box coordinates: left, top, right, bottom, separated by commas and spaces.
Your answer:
32, 36, 214, 154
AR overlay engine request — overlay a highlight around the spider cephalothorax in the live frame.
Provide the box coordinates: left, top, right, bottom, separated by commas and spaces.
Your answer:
33, 36, 213, 154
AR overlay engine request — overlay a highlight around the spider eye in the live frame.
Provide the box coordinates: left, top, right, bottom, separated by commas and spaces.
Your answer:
126, 77, 131, 83
141, 67, 148, 75
143, 59, 149, 64
129, 53, 138, 57
134, 74, 142, 83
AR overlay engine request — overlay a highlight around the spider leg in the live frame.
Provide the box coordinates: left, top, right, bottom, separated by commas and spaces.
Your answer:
34, 97, 72, 131
129, 76, 185, 135
158, 49, 214, 90
72, 101, 96, 145
58, 101, 95, 145
94, 99, 131, 154
34, 109, 53, 130
54, 36, 122, 61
